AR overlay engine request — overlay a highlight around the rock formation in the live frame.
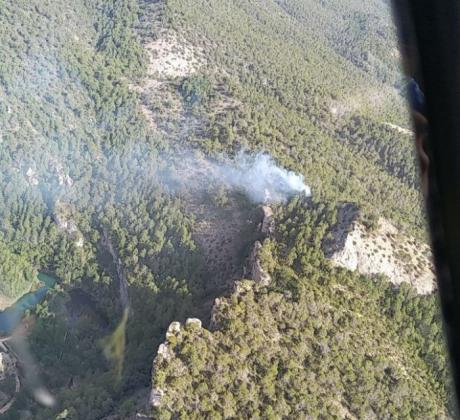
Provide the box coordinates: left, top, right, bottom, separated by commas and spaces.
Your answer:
248, 241, 271, 286
150, 318, 204, 410
26, 167, 39, 186
209, 298, 223, 331
323, 204, 436, 294
150, 388, 164, 408
260, 206, 275, 235
165, 321, 181, 339
54, 201, 84, 248
54, 161, 73, 188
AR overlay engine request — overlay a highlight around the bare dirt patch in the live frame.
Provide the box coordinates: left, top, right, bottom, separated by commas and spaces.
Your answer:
145, 32, 202, 80
135, 28, 208, 140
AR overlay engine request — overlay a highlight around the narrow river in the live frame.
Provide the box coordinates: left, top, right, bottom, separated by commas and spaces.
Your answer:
0, 273, 57, 336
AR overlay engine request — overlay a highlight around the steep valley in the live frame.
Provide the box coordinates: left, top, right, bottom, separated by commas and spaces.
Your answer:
0, 0, 452, 418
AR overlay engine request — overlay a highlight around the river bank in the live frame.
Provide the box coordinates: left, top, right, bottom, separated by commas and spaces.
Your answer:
0, 272, 57, 337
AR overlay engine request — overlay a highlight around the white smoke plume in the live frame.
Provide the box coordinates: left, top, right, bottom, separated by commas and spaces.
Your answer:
217, 152, 311, 203
167, 151, 311, 204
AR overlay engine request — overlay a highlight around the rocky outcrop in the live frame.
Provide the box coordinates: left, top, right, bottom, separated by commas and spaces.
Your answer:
156, 343, 172, 362
54, 162, 73, 188
247, 241, 271, 286
322, 203, 359, 256
209, 298, 223, 331
25, 161, 74, 188
323, 204, 436, 295
150, 388, 164, 408
26, 167, 39, 186
243, 205, 275, 286
165, 321, 181, 339
150, 318, 204, 409
145, 31, 201, 80
150, 323, 178, 409
54, 201, 84, 248
260, 206, 275, 235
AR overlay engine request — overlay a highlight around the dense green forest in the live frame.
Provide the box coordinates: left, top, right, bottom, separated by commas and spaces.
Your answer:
160, 0, 425, 236
152, 199, 450, 419
0, 0, 216, 417
0, 0, 450, 418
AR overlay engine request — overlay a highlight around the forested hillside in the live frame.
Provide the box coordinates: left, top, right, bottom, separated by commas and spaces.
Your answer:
157, 0, 424, 235
151, 199, 450, 419
0, 0, 222, 417
0, 0, 450, 418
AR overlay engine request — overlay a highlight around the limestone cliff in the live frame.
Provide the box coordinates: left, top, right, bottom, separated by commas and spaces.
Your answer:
150, 318, 204, 409
247, 241, 272, 286
323, 204, 436, 294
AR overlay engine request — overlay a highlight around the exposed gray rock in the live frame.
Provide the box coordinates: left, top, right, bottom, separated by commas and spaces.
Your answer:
149, 340, 172, 409
75, 237, 84, 248
55, 162, 73, 187
165, 321, 181, 339
150, 388, 164, 408
26, 167, 39, 186
322, 203, 359, 258
209, 298, 222, 330
323, 204, 436, 295
261, 206, 275, 235
54, 201, 84, 248
156, 343, 171, 361
248, 241, 271, 286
